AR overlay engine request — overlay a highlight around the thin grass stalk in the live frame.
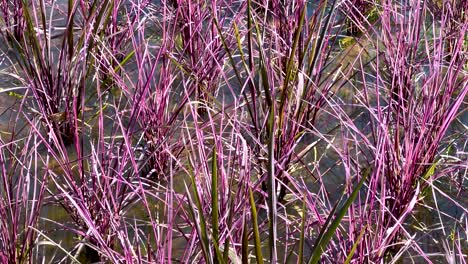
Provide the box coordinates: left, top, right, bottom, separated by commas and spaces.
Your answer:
266, 102, 277, 262
248, 187, 264, 264
308, 168, 370, 264
298, 195, 307, 264
187, 156, 213, 264
211, 146, 221, 263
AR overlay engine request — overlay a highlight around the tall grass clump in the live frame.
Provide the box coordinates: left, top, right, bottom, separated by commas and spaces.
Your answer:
0, 0, 466, 263
0, 0, 132, 145
326, 0, 468, 262
0, 126, 46, 263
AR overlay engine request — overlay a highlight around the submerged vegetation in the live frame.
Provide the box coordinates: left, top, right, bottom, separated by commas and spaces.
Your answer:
0, 0, 466, 263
